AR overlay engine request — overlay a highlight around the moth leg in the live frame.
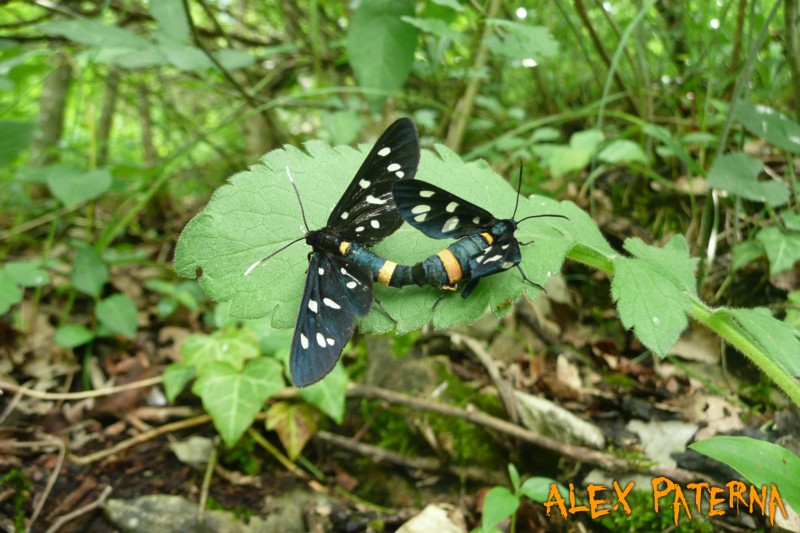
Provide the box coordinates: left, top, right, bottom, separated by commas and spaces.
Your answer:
517, 265, 546, 293
374, 297, 396, 323
518, 239, 535, 246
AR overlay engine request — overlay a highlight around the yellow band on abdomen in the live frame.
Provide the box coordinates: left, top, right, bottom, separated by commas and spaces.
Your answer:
339, 241, 351, 255
377, 261, 397, 286
481, 232, 493, 245
437, 249, 463, 284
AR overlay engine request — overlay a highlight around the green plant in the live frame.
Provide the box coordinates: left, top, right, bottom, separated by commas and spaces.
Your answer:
475, 464, 564, 533
1, 469, 32, 533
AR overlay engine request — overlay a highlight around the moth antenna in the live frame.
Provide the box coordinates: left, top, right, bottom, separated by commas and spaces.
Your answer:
244, 237, 305, 276
516, 213, 570, 225
286, 166, 311, 233
511, 161, 524, 220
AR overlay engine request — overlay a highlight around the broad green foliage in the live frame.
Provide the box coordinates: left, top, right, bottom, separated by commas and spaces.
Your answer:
182, 328, 260, 371
484, 20, 558, 62
4, 260, 49, 287
481, 486, 519, 532
298, 363, 347, 423
71, 247, 108, 298
0, 269, 23, 314
690, 436, 800, 513
346, 0, 417, 107
733, 102, 800, 154
39, 5, 253, 72
721, 308, 800, 377
265, 402, 318, 461
707, 153, 789, 207
174, 140, 574, 335
611, 236, 697, 356
193, 358, 284, 446
95, 294, 138, 339
47, 168, 113, 208
0, 120, 35, 166
755, 226, 800, 275
54, 324, 94, 348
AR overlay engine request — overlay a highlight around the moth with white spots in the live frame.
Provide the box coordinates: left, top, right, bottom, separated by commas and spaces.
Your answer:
390, 173, 568, 298
243, 118, 420, 387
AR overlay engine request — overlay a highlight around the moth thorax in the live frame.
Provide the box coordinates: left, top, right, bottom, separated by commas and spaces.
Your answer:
491, 219, 516, 237
306, 230, 343, 255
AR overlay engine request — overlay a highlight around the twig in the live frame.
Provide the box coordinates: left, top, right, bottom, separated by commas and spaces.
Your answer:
347, 384, 707, 485
316, 430, 507, 486
0, 376, 163, 401
247, 428, 309, 479
44, 486, 112, 533
12, 438, 65, 533
452, 333, 518, 424
69, 415, 211, 465
198, 440, 218, 523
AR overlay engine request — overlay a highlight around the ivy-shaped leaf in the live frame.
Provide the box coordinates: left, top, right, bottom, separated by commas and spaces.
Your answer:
192, 358, 284, 446
163, 362, 197, 403
265, 402, 319, 460
481, 486, 519, 531
54, 324, 94, 348
174, 139, 575, 336
598, 139, 649, 165
484, 19, 558, 62
72, 246, 108, 298
611, 236, 698, 356
47, 167, 113, 208
181, 328, 260, 371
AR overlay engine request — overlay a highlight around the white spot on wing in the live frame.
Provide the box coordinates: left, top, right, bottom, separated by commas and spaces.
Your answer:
501, 261, 514, 269
420, 190, 435, 198
378, 147, 391, 156
346, 281, 357, 289
366, 195, 386, 205
485, 254, 502, 263
414, 213, 427, 222
300, 334, 309, 349
395, 171, 404, 178
473, 217, 481, 224
308, 300, 318, 313
326, 337, 335, 346
359, 179, 370, 188
370, 220, 380, 229
442, 216, 459, 233
446, 202, 458, 213
341, 211, 349, 220
318, 267, 324, 275
316, 332, 326, 347
355, 226, 365, 232
323, 298, 341, 309
387, 163, 401, 172
411, 205, 430, 214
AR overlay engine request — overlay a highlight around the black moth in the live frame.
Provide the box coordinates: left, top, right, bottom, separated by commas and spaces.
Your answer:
245, 118, 420, 387
391, 169, 567, 298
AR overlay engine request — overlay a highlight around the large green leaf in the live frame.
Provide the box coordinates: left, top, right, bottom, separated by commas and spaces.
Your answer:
47, 167, 112, 208
346, 0, 417, 106
0, 269, 23, 314
0, 121, 35, 166
192, 358, 284, 446
722, 307, 800, 377
174, 139, 574, 336
707, 152, 789, 207
481, 486, 519, 532
149, 0, 189, 43
484, 20, 558, 62
733, 102, 800, 153
756, 226, 800, 275
690, 436, 800, 514
298, 363, 348, 423
181, 328, 261, 371
265, 402, 318, 460
71, 246, 108, 298
611, 236, 698, 356
40, 18, 151, 49
95, 294, 138, 339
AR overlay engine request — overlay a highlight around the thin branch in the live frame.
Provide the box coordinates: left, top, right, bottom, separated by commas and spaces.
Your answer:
44, 486, 113, 533
12, 438, 65, 533
69, 415, 211, 465
315, 430, 507, 486
0, 376, 163, 401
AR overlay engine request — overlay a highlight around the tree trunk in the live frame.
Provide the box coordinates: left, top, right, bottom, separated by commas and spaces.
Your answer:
29, 53, 73, 167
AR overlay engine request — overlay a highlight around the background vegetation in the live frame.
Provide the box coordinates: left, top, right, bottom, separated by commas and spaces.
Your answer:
1, 0, 799, 531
